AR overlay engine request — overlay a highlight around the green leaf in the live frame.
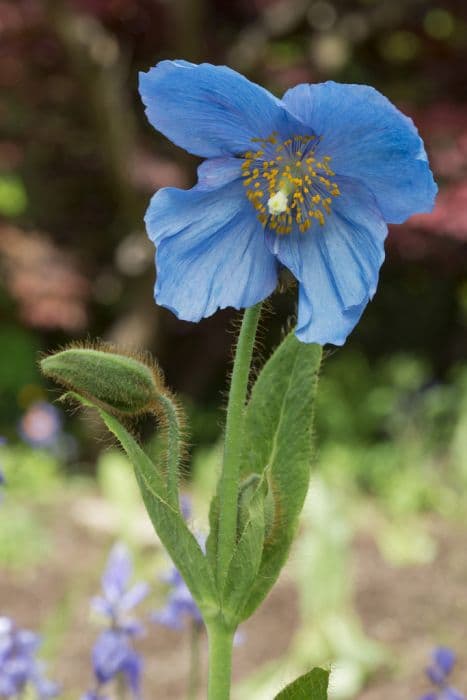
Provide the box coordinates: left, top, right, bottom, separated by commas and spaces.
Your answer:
222, 475, 266, 623
275, 668, 329, 699
65, 392, 219, 621
240, 333, 322, 619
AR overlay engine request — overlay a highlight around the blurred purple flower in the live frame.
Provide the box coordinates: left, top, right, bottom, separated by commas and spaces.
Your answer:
19, 402, 61, 448
151, 503, 245, 646
419, 647, 466, 700
152, 497, 203, 632
0, 617, 59, 699
91, 543, 149, 634
152, 568, 203, 631
179, 494, 192, 521
152, 565, 244, 645
92, 630, 142, 695
83, 544, 148, 700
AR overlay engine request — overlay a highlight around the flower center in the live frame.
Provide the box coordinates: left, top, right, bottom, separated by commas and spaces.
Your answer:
241, 132, 340, 234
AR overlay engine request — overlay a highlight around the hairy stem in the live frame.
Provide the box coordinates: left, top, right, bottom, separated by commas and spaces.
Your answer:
206, 623, 234, 700
216, 303, 262, 586
156, 393, 183, 510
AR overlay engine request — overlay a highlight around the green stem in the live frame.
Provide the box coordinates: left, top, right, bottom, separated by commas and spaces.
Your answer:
158, 393, 183, 510
207, 623, 235, 700
187, 621, 201, 700
217, 303, 262, 586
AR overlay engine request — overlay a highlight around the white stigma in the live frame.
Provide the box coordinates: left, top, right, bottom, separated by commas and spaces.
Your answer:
267, 190, 288, 216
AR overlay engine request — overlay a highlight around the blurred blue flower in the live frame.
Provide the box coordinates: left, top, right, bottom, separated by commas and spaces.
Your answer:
152, 499, 203, 631
92, 630, 142, 695
83, 544, 148, 700
91, 543, 149, 635
152, 567, 203, 631
179, 493, 192, 522
0, 617, 59, 699
140, 61, 437, 346
419, 647, 466, 700
19, 402, 61, 448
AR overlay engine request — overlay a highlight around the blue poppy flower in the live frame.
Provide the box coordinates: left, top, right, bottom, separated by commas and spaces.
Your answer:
139, 61, 437, 345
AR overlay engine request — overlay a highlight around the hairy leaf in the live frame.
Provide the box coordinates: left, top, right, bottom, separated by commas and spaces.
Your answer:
65, 392, 219, 621
240, 333, 322, 619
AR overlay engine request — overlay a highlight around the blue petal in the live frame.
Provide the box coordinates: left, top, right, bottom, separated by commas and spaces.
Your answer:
427, 664, 445, 687
92, 630, 129, 683
102, 543, 132, 601
151, 606, 185, 631
139, 61, 308, 158
119, 582, 149, 613
282, 81, 437, 223
442, 689, 466, 700
121, 650, 142, 700
196, 157, 241, 190
434, 648, 456, 676
145, 176, 278, 321
266, 177, 387, 345
90, 595, 113, 619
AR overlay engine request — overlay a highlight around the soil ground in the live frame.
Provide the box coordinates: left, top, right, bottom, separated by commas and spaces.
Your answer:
1, 497, 466, 699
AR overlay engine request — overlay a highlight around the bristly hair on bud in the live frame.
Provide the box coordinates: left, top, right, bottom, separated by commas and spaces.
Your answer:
40, 341, 187, 509
40, 341, 170, 418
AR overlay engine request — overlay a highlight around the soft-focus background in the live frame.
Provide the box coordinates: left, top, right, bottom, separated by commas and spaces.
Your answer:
1, 0, 467, 698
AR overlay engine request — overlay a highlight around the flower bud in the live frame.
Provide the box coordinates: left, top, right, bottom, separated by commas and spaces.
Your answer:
41, 346, 164, 416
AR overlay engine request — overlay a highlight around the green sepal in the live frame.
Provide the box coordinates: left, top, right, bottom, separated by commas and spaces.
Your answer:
274, 668, 329, 699
240, 333, 322, 619
64, 391, 219, 621
41, 348, 159, 416
222, 474, 267, 625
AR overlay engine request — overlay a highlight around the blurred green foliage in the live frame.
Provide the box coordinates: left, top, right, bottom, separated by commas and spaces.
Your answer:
0, 175, 28, 218
316, 351, 467, 515
0, 443, 61, 568
1, 444, 62, 500
0, 326, 42, 424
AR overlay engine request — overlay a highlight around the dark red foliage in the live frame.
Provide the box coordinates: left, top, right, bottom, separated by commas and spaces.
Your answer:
0, 226, 90, 332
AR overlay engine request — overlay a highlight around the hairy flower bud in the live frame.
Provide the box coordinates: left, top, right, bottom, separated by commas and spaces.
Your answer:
40, 345, 165, 416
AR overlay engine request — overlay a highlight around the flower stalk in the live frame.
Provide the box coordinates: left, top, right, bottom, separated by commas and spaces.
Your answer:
216, 303, 262, 588
206, 623, 235, 700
